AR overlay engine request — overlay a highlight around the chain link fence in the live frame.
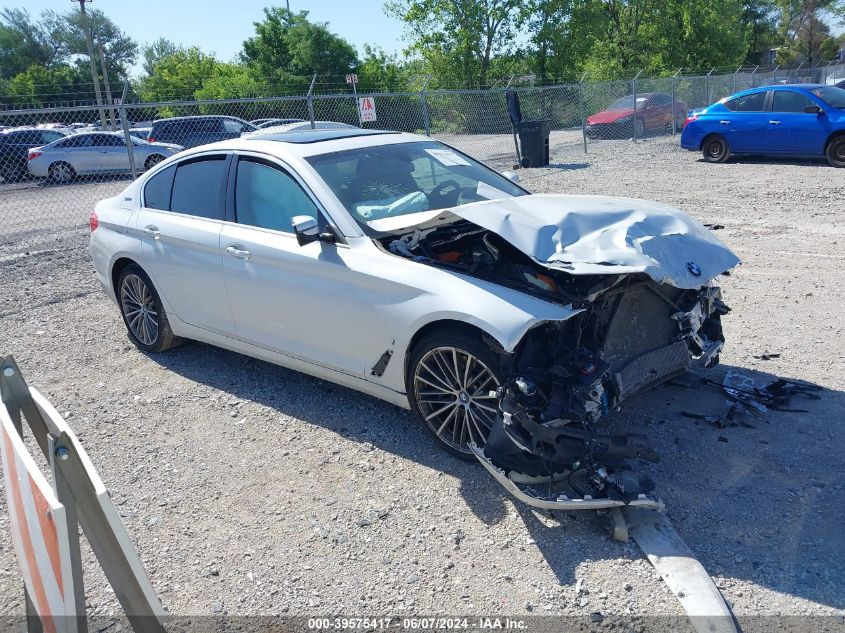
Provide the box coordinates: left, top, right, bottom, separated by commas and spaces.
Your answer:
1, 62, 844, 255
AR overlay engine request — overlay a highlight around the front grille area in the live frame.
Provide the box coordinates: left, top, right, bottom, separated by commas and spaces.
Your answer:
600, 283, 684, 372
598, 282, 691, 400
615, 340, 690, 400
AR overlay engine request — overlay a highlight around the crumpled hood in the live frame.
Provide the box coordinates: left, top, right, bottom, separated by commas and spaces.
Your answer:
450, 194, 740, 289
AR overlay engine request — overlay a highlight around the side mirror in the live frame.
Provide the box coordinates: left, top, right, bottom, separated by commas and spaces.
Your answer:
501, 170, 520, 183
292, 215, 335, 247
804, 104, 823, 115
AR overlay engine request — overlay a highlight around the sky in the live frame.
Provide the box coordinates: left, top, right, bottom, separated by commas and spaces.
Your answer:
16, 0, 407, 75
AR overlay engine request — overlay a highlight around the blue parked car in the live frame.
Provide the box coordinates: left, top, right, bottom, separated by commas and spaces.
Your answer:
680, 84, 845, 167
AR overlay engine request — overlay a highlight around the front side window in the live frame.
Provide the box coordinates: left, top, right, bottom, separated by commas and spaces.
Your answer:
169, 157, 227, 219
771, 90, 815, 113
306, 141, 526, 227
235, 159, 318, 232
93, 134, 124, 147
810, 86, 845, 108
724, 92, 767, 112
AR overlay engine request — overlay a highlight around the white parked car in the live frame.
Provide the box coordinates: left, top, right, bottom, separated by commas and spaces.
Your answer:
27, 132, 183, 182
89, 129, 739, 500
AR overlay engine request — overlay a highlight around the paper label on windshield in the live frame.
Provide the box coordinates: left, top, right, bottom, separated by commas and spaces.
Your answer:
477, 181, 510, 200
425, 148, 470, 166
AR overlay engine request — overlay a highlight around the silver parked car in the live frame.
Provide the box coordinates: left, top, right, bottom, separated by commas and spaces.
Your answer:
89, 128, 739, 504
27, 132, 183, 182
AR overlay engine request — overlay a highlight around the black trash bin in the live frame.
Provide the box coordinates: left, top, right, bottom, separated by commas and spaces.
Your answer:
516, 120, 550, 168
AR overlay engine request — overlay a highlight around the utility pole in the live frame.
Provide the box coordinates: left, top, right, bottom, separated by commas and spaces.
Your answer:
72, 0, 107, 128
97, 34, 118, 129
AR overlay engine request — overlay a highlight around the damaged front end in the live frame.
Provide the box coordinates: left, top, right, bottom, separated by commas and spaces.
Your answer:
380, 194, 738, 509
477, 278, 729, 509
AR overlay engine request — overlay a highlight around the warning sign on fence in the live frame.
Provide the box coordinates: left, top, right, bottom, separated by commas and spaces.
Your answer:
358, 96, 377, 122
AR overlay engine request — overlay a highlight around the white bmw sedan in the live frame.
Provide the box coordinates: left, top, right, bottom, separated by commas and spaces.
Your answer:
90, 128, 739, 474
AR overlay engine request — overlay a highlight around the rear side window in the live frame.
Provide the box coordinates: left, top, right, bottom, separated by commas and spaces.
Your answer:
143, 165, 175, 210
724, 92, 767, 112
771, 90, 815, 112
169, 157, 227, 219
235, 159, 318, 232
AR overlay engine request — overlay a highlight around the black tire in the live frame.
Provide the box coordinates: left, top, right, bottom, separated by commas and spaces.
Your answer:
407, 327, 503, 460
0, 160, 25, 182
116, 264, 182, 353
702, 135, 730, 163
825, 135, 845, 168
144, 154, 165, 171
632, 117, 645, 139
48, 161, 76, 183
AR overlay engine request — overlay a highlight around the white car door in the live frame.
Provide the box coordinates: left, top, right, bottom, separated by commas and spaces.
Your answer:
136, 153, 235, 335
219, 154, 367, 376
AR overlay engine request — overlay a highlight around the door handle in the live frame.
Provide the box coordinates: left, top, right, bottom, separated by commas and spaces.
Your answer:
768, 120, 781, 125
142, 225, 160, 239
719, 120, 731, 125
226, 245, 251, 259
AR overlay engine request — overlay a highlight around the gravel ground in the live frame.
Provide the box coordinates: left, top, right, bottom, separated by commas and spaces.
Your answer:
0, 136, 843, 630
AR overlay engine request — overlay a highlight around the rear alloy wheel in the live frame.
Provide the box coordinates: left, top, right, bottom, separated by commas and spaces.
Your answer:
144, 154, 165, 171
48, 161, 76, 183
702, 135, 730, 163
117, 264, 181, 352
409, 329, 502, 460
825, 136, 845, 168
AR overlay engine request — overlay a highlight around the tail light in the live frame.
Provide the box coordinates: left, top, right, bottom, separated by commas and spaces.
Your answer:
683, 115, 698, 128
28, 150, 42, 161
147, 136, 155, 143
89, 211, 99, 232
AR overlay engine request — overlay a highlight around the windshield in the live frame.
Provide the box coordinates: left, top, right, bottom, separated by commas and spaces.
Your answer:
306, 141, 527, 226
811, 86, 845, 108
607, 96, 649, 110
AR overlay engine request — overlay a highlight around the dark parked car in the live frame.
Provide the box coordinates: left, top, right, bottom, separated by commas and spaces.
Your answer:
586, 92, 687, 139
681, 84, 845, 167
0, 127, 66, 182
147, 116, 258, 148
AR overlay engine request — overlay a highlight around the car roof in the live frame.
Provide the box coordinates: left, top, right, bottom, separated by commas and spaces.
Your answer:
246, 128, 400, 144
164, 129, 430, 162
152, 115, 245, 124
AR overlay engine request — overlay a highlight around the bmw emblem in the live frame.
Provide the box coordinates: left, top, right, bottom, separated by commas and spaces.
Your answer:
686, 261, 702, 277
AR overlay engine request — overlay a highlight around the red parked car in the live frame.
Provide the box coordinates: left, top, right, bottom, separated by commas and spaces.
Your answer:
586, 92, 687, 139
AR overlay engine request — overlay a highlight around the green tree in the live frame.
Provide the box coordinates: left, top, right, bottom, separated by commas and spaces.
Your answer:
0, 8, 56, 78
776, 0, 844, 64
137, 47, 221, 101
142, 37, 182, 76
41, 7, 137, 78
385, 0, 523, 87
356, 44, 410, 90
741, 0, 780, 63
242, 7, 358, 79
3, 63, 89, 106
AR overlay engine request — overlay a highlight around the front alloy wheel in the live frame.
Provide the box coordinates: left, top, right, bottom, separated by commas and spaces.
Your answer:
410, 336, 502, 459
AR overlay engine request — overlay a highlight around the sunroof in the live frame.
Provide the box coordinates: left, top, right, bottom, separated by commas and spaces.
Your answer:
246, 129, 400, 144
